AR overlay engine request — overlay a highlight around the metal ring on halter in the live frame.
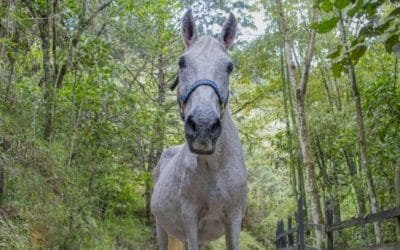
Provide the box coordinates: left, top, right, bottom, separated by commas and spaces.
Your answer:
178, 79, 229, 120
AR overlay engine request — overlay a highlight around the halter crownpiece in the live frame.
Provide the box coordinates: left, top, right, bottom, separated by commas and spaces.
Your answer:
178, 79, 229, 120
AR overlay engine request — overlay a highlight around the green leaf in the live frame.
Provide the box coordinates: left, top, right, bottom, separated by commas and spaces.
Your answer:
312, 17, 339, 33
364, 1, 381, 17
320, 0, 333, 12
347, 44, 367, 63
327, 45, 343, 59
374, 16, 395, 35
388, 6, 400, 17
358, 23, 374, 37
332, 61, 345, 78
347, 0, 364, 17
334, 0, 351, 9
383, 34, 400, 54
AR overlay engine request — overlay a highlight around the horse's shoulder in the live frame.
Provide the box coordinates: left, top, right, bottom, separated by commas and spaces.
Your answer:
153, 145, 184, 183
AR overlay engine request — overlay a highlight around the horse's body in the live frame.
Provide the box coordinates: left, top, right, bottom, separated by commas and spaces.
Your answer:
152, 107, 246, 246
151, 10, 247, 250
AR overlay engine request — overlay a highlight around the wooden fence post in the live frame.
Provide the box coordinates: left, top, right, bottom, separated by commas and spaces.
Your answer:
279, 219, 287, 248
288, 216, 294, 246
296, 196, 305, 250
325, 201, 334, 250
276, 221, 280, 248
395, 166, 400, 241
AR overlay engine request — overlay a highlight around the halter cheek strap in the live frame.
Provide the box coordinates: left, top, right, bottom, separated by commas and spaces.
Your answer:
178, 79, 229, 120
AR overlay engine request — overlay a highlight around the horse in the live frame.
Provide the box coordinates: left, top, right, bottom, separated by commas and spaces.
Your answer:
150, 9, 247, 250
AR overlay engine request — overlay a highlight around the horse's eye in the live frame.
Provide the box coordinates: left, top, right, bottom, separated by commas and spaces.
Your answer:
178, 56, 186, 69
227, 62, 234, 74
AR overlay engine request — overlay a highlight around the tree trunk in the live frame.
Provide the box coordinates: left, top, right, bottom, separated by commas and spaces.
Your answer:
146, 53, 166, 227
24, 1, 56, 141
320, 66, 334, 114
0, 158, 4, 205
296, 88, 325, 248
5, 60, 14, 103
276, 1, 324, 248
38, 15, 55, 142
343, 149, 367, 216
281, 12, 307, 219
343, 148, 367, 240
338, 12, 382, 244
280, 44, 297, 197
279, 22, 308, 211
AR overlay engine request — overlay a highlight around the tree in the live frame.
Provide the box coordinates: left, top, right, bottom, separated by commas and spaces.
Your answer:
22, 0, 113, 141
275, 0, 325, 248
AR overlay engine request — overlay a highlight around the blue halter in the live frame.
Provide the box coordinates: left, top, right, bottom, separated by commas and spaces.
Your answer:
178, 79, 229, 120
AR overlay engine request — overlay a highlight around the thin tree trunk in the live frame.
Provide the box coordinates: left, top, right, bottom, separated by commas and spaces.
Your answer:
276, 1, 324, 247
289, 80, 307, 213
288, 66, 307, 210
281, 15, 307, 217
296, 83, 325, 248
146, 54, 166, 223
333, 77, 342, 111
5, 60, 14, 103
338, 12, 382, 244
38, 15, 55, 142
155, 54, 165, 159
0, 158, 4, 205
394, 57, 398, 90
23, 1, 55, 141
68, 70, 83, 167
343, 148, 367, 240
314, 135, 330, 187
320, 66, 334, 114
280, 44, 297, 197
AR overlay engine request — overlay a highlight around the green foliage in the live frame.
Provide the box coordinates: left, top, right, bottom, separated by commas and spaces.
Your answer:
312, 16, 339, 34
0, 0, 399, 249
97, 165, 146, 216
206, 231, 265, 249
317, 0, 400, 77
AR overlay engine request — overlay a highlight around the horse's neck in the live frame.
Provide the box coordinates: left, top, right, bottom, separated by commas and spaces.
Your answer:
220, 109, 239, 145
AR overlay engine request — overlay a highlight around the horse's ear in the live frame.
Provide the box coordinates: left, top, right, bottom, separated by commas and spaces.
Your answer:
181, 9, 197, 47
220, 13, 237, 49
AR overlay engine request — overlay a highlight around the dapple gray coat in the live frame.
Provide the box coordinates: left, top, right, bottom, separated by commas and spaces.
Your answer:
151, 10, 247, 250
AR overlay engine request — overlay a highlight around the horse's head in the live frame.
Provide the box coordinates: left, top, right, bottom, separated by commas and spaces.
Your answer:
173, 9, 237, 155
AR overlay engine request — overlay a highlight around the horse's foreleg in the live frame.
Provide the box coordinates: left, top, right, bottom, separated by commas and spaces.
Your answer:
224, 210, 242, 250
181, 202, 199, 250
156, 219, 168, 250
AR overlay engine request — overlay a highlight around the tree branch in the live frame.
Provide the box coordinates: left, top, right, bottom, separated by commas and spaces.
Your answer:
299, 9, 318, 96
233, 93, 264, 115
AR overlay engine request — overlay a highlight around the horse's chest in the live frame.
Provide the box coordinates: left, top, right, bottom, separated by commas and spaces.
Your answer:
201, 184, 225, 218
183, 170, 229, 212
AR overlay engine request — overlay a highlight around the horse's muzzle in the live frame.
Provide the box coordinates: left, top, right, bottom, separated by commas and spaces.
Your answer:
184, 113, 222, 155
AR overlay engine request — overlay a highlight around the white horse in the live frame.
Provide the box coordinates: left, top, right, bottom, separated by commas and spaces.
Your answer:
151, 10, 247, 250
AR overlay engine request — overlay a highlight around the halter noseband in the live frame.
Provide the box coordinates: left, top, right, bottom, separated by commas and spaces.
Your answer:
178, 79, 229, 120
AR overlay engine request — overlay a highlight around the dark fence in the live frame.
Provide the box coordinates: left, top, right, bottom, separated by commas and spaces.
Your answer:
275, 196, 400, 250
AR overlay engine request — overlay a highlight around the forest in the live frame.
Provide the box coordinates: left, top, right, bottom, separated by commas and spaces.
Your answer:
0, 0, 399, 249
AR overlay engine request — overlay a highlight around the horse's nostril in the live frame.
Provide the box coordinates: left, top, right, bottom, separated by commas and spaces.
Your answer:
210, 119, 221, 135
186, 116, 196, 132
